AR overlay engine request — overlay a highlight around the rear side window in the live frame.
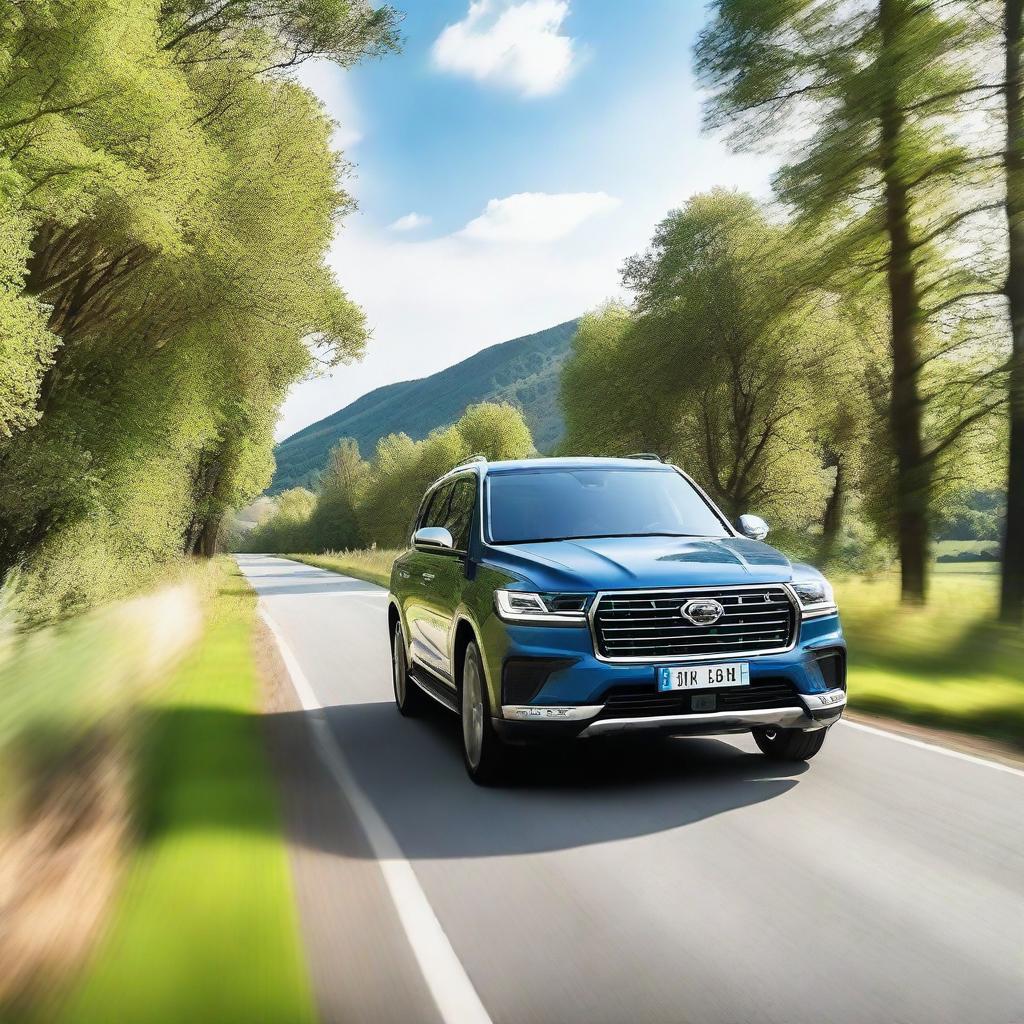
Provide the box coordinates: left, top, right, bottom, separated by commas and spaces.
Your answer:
440, 477, 476, 551
420, 483, 453, 530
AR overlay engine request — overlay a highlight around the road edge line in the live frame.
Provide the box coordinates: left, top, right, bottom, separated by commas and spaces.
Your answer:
258, 607, 494, 1024
839, 719, 1024, 778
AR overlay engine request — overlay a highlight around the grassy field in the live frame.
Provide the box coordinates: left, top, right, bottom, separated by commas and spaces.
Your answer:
837, 573, 1023, 746
3, 559, 314, 1024
288, 549, 1021, 747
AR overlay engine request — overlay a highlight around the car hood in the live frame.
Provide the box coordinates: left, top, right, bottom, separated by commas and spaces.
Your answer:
484, 535, 794, 592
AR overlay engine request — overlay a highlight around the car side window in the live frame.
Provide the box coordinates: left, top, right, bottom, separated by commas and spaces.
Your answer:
441, 477, 476, 552
420, 483, 453, 531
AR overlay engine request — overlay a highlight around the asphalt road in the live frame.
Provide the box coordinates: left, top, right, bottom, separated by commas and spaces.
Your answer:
237, 555, 1024, 1024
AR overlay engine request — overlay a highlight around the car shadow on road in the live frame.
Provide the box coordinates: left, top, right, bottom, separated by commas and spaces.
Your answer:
261, 698, 807, 862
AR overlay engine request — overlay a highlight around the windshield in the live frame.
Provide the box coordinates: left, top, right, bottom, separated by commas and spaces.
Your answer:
486, 467, 730, 544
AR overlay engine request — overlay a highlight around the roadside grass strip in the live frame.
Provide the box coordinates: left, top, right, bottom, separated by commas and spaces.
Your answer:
59, 559, 315, 1024
287, 549, 400, 589
837, 574, 1024, 747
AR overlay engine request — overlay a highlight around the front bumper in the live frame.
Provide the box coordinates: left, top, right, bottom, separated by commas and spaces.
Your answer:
497, 687, 846, 741
485, 609, 847, 743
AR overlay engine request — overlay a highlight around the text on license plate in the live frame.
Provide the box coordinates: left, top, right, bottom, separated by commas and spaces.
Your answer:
657, 662, 750, 691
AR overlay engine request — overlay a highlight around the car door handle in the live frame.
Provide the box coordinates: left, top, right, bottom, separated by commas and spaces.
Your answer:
421, 572, 435, 581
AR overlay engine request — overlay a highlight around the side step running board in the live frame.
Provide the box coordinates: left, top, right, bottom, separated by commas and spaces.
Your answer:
409, 668, 458, 713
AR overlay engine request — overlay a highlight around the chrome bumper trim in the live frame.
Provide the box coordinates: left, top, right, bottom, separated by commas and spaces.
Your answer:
579, 706, 814, 737
800, 688, 847, 713
502, 704, 603, 722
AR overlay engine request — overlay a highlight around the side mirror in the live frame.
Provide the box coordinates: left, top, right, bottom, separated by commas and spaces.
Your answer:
413, 526, 454, 549
738, 514, 769, 541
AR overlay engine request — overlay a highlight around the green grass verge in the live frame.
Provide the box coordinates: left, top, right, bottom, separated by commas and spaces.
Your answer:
57, 558, 315, 1024
837, 573, 1023, 747
287, 549, 399, 589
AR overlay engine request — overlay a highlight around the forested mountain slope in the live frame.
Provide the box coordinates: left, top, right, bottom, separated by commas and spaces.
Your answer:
271, 318, 578, 491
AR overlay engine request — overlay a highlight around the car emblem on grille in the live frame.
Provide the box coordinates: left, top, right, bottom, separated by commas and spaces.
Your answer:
680, 598, 724, 626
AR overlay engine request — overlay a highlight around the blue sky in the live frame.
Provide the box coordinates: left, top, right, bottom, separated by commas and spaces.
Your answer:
278, 0, 776, 439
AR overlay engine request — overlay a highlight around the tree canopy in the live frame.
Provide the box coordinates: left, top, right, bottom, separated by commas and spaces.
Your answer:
0, 0, 398, 622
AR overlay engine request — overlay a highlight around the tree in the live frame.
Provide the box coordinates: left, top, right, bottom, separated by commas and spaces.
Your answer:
559, 303, 653, 457
562, 192, 871, 535
698, 0, 1005, 602
358, 403, 535, 548
999, 0, 1024, 621
307, 438, 369, 551
0, 0, 396, 618
243, 487, 317, 552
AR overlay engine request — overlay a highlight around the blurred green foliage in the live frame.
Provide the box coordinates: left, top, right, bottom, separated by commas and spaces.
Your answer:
0, 0, 398, 624
50, 559, 314, 1023
697, 0, 1008, 606
839, 574, 1024, 746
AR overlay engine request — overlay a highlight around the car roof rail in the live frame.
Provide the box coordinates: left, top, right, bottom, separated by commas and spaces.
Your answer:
450, 454, 488, 472
624, 452, 663, 462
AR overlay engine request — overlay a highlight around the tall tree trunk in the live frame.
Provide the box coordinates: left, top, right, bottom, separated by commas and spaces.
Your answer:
183, 448, 224, 557
195, 517, 222, 557
879, 0, 930, 604
1002, 0, 1024, 624
819, 453, 846, 566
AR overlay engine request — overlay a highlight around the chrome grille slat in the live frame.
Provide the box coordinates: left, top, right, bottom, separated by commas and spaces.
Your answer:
598, 618, 790, 626
592, 585, 797, 661
598, 607, 790, 620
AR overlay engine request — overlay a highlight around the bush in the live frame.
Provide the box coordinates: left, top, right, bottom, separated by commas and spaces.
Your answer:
937, 549, 1000, 563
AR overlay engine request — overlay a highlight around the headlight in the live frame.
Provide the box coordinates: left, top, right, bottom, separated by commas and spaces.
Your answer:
494, 589, 591, 625
791, 578, 837, 617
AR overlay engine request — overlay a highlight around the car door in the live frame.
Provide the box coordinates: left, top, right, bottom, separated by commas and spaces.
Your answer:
430, 474, 478, 678
403, 482, 452, 675
416, 474, 477, 682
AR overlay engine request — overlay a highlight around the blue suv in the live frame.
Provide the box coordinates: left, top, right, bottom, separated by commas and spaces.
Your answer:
387, 456, 847, 783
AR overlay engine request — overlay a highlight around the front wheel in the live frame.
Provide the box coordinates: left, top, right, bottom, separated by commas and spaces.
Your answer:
392, 621, 428, 716
461, 641, 508, 785
752, 725, 827, 761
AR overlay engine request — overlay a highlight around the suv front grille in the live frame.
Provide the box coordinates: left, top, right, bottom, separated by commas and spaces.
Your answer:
596, 678, 801, 719
592, 585, 797, 661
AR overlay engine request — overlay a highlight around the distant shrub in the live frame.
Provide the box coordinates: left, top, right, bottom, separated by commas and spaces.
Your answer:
937, 549, 1000, 563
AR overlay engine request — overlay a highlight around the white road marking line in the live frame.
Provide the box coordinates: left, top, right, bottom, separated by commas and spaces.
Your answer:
259, 607, 493, 1024
839, 719, 1024, 778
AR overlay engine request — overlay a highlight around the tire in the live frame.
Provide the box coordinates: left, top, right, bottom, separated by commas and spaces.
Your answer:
392, 621, 427, 716
460, 640, 508, 785
752, 725, 827, 761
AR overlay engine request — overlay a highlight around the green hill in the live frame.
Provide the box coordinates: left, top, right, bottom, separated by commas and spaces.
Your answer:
270, 318, 579, 492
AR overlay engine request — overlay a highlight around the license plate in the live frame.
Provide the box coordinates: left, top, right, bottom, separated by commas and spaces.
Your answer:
657, 662, 749, 691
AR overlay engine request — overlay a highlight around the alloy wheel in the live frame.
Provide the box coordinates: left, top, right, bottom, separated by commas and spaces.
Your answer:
462, 652, 484, 769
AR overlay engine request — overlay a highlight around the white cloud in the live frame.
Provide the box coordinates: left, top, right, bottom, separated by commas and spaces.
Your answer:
295, 61, 362, 149
275, 59, 780, 442
459, 190, 620, 243
432, 0, 577, 98
389, 212, 432, 232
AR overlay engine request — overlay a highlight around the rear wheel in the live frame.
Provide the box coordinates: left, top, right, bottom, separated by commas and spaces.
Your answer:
752, 725, 827, 761
461, 640, 508, 785
392, 621, 427, 716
